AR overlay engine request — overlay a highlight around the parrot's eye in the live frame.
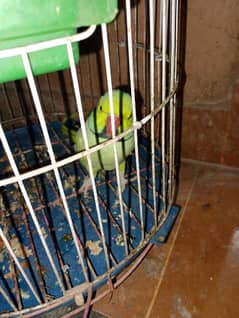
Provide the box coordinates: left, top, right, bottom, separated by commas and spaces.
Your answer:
99, 105, 103, 112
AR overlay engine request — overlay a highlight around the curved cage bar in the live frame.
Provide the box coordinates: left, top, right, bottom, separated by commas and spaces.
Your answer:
0, 1, 181, 317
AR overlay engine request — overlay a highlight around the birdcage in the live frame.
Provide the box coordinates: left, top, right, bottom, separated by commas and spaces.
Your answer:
0, 0, 180, 317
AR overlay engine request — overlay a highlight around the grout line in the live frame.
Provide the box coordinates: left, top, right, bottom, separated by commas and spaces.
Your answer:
181, 158, 239, 173
145, 170, 200, 318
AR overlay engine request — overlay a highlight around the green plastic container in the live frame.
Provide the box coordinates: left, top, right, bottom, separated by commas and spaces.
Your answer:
0, 0, 118, 83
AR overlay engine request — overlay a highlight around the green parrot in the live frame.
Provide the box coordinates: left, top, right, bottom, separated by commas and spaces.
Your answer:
62, 89, 135, 194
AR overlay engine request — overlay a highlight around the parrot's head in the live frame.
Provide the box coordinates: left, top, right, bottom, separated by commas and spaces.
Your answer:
88, 90, 133, 139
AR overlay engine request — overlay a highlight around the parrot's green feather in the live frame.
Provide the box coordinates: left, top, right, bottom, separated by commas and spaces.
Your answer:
62, 89, 135, 189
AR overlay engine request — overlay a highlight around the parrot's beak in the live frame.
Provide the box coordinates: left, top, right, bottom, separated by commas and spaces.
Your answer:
106, 115, 121, 137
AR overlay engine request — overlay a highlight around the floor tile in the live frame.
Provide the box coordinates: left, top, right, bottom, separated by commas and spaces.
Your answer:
148, 165, 239, 318
94, 162, 239, 318
94, 161, 199, 317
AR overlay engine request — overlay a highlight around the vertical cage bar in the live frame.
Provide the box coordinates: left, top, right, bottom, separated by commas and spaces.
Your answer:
125, 0, 145, 240
143, 1, 147, 121
133, 0, 138, 91
161, 0, 168, 217
172, 0, 180, 181
157, 0, 162, 100
66, 41, 112, 269
169, 0, 180, 205
21, 52, 89, 284
168, 0, 176, 202
149, 0, 157, 226
174, 0, 180, 83
101, 23, 129, 255
156, 0, 163, 142
113, 19, 121, 85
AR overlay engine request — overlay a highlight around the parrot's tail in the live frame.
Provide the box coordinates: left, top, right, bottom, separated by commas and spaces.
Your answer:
61, 113, 80, 143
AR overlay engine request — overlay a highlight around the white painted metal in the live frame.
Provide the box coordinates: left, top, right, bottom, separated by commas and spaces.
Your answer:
125, 0, 144, 241
101, 23, 129, 255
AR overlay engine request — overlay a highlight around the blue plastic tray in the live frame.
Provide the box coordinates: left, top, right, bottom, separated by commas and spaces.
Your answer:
0, 122, 179, 313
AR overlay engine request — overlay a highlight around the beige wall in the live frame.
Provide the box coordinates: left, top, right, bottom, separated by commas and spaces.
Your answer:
0, 0, 238, 166
181, 0, 239, 166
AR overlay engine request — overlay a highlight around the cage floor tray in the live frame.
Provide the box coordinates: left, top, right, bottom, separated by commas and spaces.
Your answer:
0, 122, 179, 314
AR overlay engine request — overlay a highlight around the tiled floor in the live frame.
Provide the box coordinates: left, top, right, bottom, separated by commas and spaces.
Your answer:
94, 160, 239, 318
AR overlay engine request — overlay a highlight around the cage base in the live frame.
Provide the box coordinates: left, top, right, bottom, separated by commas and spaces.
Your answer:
0, 122, 178, 316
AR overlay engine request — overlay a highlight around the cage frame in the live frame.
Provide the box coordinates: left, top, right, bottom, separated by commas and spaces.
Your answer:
0, 0, 181, 316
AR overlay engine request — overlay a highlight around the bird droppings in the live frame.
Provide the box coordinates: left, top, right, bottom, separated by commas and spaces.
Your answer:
115, 234, 126, 246
142, 257, 164, 279
231, 227, 239, 253
86, 240, 102, 256
115, 234, 134, 246
174, 296, 192, 318
64, 175, 76, 190
20, 290, 31, 299
112, 199, 120, 209
62, 264, 70, 273
61, 234, 73, 242
40, 227, 48, 240
11, 236, 33, 259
